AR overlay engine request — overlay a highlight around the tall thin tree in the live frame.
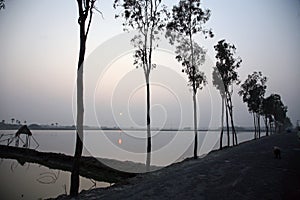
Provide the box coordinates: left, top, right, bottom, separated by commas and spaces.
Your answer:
262, 95, 277, 135
214, 40, 241, 146
212, 68, 226, 149
166, 0, 212, 159
262, 97, 272, 136
113, 0, 168, 171
239, 71, 267, 139
264, 94, 288, 133
70, 0, 96, 196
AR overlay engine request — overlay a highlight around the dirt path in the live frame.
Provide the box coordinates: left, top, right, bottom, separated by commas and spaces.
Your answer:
55, 132, 300, 200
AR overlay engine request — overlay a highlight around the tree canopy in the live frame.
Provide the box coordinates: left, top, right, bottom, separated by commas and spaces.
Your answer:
114, 0, 168, 76
0, 0, 5, 10
239, 71, 267, 114
214, 39, 242, 94
213, 39, 241, 146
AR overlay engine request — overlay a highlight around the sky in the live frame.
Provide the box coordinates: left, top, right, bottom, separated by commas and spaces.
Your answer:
0, 0, 299, 128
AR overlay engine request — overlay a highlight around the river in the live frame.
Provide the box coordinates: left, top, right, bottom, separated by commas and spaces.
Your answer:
0, 130, 255, 199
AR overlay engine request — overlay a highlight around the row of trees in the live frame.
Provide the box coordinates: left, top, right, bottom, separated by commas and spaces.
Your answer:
239, 73, 291, 139
71, 0, 293, 196
1, 118, 27, 125
70, 0, 216, 195
212, 43, 291, 149
113, 0, 213, 165
239, 72, 267, 139
1, 119, 61, 127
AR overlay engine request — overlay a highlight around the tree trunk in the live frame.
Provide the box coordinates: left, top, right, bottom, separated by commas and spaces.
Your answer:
193, 91, 198, 159
70, 16, 86, 196
219, 97, 224, 150
269, 119, 272, 135
253, 113, 257, 139
257, 114, 261, 138
225, 98, 230, 147
264, 115, 269, 136
145, 76, 151, 171
70, 51, 85, 197
227, 97, 237, 146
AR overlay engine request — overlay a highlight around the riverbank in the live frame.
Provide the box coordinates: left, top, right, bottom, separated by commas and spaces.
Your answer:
55, 132, 300, 200
0, 145, 137, 183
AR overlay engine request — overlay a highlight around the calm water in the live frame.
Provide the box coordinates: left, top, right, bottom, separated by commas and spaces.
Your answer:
0, 130, 254, 199
0, 159, 110, 199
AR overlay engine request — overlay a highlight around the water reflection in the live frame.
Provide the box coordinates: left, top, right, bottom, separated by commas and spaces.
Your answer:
0, 159, 110, 199
36, 171, 60, 184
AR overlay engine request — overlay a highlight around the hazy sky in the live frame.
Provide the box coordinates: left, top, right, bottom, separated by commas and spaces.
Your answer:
0, 0, 299, 128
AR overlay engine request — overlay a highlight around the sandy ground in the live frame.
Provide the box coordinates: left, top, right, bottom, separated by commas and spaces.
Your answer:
55, 132, 300, 200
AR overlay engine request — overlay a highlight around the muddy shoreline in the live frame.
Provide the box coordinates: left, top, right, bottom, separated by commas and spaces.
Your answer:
0, 145, 136, 183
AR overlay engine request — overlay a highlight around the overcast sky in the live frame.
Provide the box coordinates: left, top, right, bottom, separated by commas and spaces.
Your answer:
0, 0, 299, 128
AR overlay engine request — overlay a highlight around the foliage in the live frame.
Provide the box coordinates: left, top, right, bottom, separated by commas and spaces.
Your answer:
238, 71, 267, 138
0, 0, 4, 10
238, 71, 267, 114
264, 94, 288, 125
213, 39, 241, 146
166, 0, 213, 41
214, 39, 242, 94
262, 95, 273, 121
176, 38, 207, 91
114, 0, 168, 75
166, 0, 212, 94
114, 0, 168, 171
166, 0, 213, 158
212, 67, 226, 98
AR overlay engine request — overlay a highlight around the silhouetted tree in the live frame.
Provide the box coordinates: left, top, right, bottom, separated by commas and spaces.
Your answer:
263, 94, 280, 134
11, 118, 15, 124
114, 0, 168, 171
262, 94, 291, 135
23, 120, 27, 124
1, 120, 5, 124
166, 0, 212, 159
239, 71, 267, 139
282, 117, 293, 130
262, 97, 272, 136
214, 40, 241, 146
212, 63, 226, 149
0, 0, 5, 10
71, 0, 97, 196
265, 94, 288, 133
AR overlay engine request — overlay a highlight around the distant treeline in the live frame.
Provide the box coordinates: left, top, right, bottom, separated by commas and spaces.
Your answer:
0, 121, 272, 132
0, 122, 75, 130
